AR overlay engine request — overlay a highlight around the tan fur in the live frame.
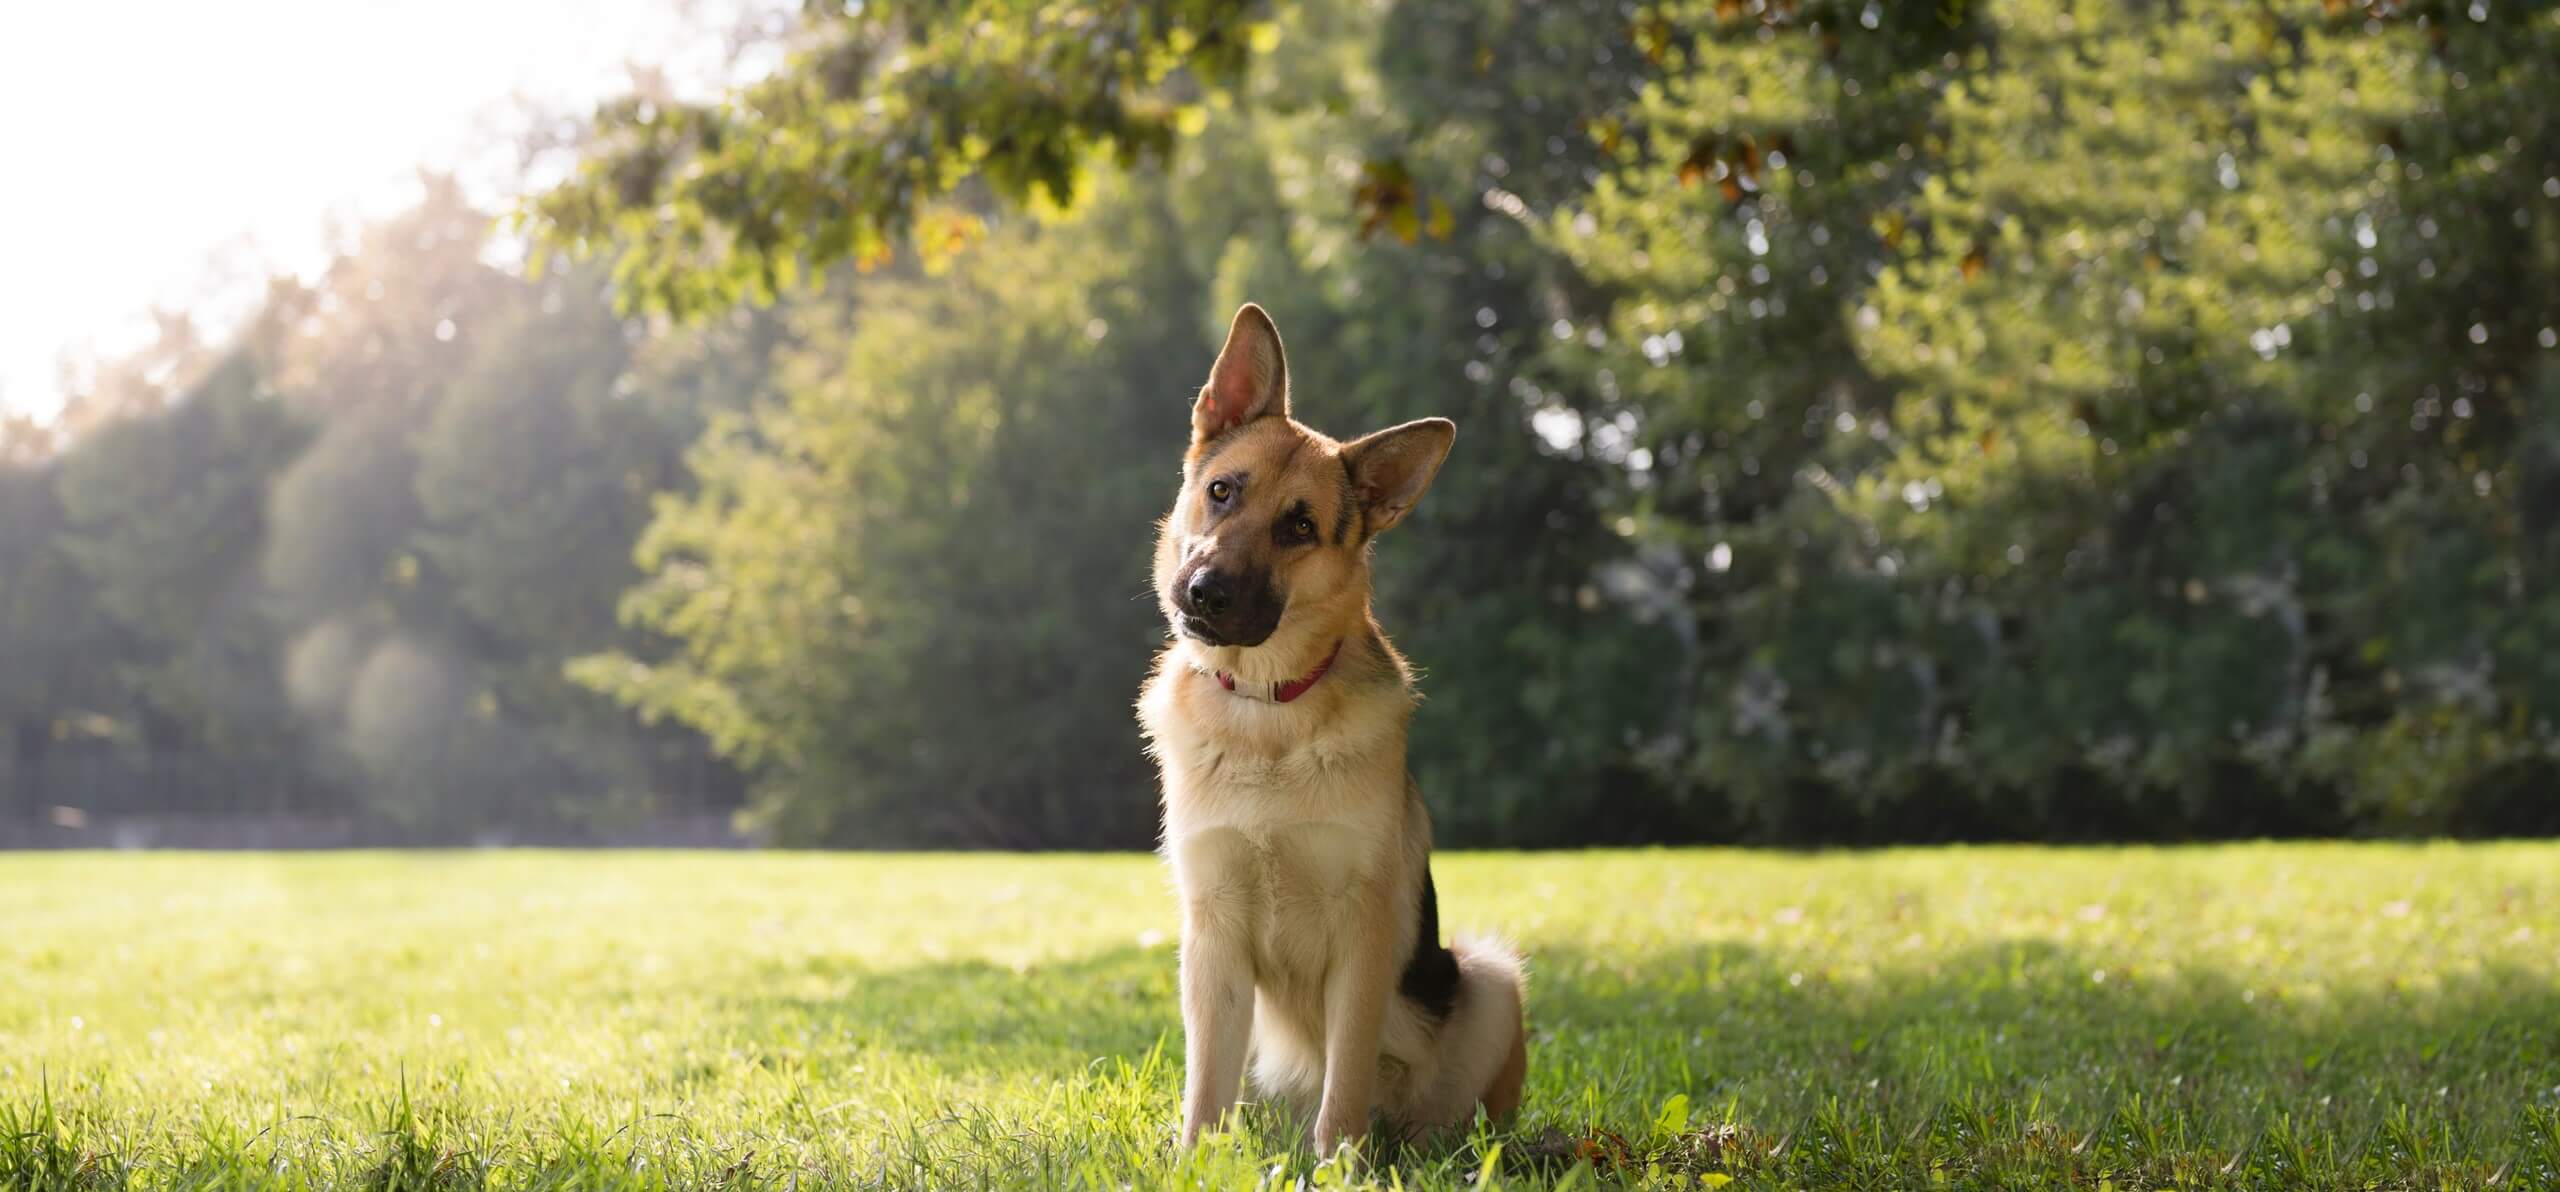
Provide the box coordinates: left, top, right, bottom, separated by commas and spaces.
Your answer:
1137, 305, 1527, 1156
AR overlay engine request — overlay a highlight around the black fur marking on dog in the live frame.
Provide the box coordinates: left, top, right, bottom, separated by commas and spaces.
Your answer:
1274, 499, 1318, 546
1399, 864, 1462, 1021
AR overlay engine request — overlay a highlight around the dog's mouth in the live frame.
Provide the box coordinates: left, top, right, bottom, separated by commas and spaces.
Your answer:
1176, 612, 1278, 649
1177, 615, 1249, 649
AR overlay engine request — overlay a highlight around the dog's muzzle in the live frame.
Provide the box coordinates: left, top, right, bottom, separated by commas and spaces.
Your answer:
1172, 564, 1283, 647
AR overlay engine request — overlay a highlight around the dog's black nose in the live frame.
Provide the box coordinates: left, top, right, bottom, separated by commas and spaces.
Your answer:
1185, 570, 1234, 617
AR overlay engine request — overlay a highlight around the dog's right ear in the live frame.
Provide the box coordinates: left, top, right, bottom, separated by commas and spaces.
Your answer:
1342, 417, 1455, 537
1193, 304, 1290, 447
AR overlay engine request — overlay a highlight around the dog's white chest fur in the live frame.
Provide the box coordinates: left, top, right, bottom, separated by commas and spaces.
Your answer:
1141, 655, 1408, 826
1148, 677, 1408, 941
1171, 818, 1376, 1001
1146, 665, 1407, 949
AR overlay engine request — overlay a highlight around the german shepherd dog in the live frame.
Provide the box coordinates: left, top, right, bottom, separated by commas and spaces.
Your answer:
1138, 304, 1528, 1155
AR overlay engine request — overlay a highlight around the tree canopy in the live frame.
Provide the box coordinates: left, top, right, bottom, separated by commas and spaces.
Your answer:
7, 0, 2557, 844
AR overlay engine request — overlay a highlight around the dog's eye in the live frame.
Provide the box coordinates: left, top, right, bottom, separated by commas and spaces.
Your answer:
1207, 479, 1232, 504
1290, 515, 1316, 541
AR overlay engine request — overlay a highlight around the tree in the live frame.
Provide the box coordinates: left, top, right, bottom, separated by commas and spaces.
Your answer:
525, 0, 1277, 318
261, 178, 736, 835
413, 266, 746, 825
54, 352, 315, 806
0, 455, 123, 813
577, 175, 1202, 846
1549, 0, 2560, 835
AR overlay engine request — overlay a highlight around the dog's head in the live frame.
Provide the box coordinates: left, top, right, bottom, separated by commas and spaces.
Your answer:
1155, 304, 1455, 650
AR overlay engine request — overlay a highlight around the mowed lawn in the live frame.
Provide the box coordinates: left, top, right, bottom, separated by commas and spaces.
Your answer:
3, 846, 2556, 1190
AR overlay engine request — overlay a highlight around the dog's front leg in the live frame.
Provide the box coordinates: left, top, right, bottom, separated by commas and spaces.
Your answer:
1178, 909, 1254, 1145
1312, 880, 1395, 1155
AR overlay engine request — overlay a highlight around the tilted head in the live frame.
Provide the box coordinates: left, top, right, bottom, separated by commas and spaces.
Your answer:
1155, 303, 1455, 650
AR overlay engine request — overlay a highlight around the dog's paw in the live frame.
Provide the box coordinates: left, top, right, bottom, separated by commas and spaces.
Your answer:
1311, 1122, 1369, 1162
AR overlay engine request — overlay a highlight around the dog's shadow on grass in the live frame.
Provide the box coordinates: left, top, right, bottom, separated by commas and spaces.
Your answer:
716, 934, 2558, 1149
728, 936, 2558, 1066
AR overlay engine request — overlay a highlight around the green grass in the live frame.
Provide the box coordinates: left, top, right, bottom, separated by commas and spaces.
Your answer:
2, 845, 2555, 1190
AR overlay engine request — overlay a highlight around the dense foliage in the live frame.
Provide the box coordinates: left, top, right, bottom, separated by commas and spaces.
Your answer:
1544, 0, 2560, 838
6, 0, 2557, 843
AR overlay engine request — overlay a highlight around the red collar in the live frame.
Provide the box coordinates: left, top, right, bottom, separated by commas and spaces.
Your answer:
1216, 640, 1342, 704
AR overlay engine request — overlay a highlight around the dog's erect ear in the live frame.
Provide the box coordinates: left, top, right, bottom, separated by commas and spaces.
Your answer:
1194, 304, 1290, 445
1342, 418, 1455, 537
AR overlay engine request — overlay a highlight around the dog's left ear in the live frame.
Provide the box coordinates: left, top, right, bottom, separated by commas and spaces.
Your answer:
1342, 418, 1456, 537
1194, 304, 1290, 446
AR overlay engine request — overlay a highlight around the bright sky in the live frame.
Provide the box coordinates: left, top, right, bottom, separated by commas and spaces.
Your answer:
0, 1, 760, 420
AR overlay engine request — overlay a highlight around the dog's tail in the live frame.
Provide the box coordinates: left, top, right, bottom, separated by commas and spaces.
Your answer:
1452, 932, 1526, 999
1451, 933, 1528, 1120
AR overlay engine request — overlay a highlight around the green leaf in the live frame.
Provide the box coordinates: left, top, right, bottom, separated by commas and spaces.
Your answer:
1390, 202, 1421, 244
1654, 1092, 1692, 1139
